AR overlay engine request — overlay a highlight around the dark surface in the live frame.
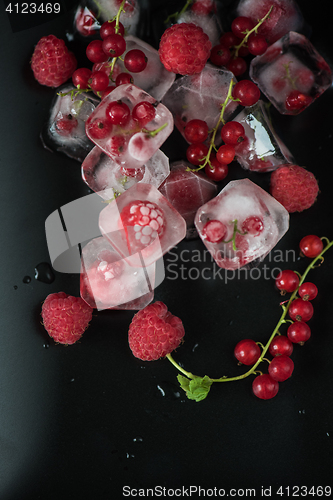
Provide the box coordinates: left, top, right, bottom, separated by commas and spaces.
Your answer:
1, 1, 333, 498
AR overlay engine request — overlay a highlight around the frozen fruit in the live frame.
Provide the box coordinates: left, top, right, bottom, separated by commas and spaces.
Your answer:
31, 35, 77, 87
41, 292, 93, 345
128, 301, 185, 361
270, 164, 319, 213
158, 23, 212, 75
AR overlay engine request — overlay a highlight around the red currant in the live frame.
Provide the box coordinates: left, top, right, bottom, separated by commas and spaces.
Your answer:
132, 101, 156, 127
100, 20, 125, 39
86, 117, 113, 140
210, 44, 231, 67
287, 321, 311, 344
115, 72, 134, 86
234, 339, 261, 366
86, 40, 109, 63
216, 144, 235, 164
102, 34, 126, 57
124, 49, 147, 73
205, 157, 228, 181
90, 70, 110, 92
285, 90, 312, 112
100, 86, 116, 99
202, 220, 227, 243
241, 216, 264, 236
288, 298, 313, 322
298, 282, 318, 301
55, 114, 78, 136
221, 121, 245, 145
232, 80, 261, 107
247, 33, 268, 56
269, 335, 293, 357
268, 355, 294, 382
184, 119, 209, 144
231, 16, 255, 39
299, 235, 323, 258
105, 100, 130, 126
72, 67, 92, 89
252, 374, 279, 400
220, 31, 240, 48
107, 135, 126, 156
227, 57, 247, 76
186, 143, 209, 166
275, 270, 299, 294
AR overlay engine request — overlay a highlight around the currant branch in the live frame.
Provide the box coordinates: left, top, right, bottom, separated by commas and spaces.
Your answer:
164, 0, 193, 25
167, 237, 333, 402
233, 5, 273, 59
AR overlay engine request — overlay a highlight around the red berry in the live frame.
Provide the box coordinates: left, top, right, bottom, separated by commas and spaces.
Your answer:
107, 134, 126, 156
86, 39, 109, 63
210, 44, 231, 67
285, 90, 312, 113
55, 114, 78, 136
205, 157, 228, 181
234, 339, 261, 366
115, 72, 134, 86
275, 270, 299, 294
268, 355, 294, 382
124, 49, 148, 73
269, 335, 293, 357
31, 35, 77, 88
184, 119, 209, 144
74, 7, 98, 37
86, 117, 113, 140
132, 101, 156, 126
241, 216, 264, 236
100, 20, 125, 39
231, 16, 255, 39
202, 220, 227, 243
288, 298, 313, 322
252, 374, 279, 400
216, 144, 235, 164
287, 321, 311, 344
102, 33, 126, 57
41, 292, 93, 345
90, 70, 110, 92
72, 67, 92, 89
128, 301, 185, 361
227, 57, 247, 76
186, 143, 209, 166
247, 33, 268, 56
221, 121, 245, 145
298, 282, 318, 301
105, 100, 130, 126
232, 80, 261, 107
158, 23, 212, 75
220, 32, 240, 48
299, 235, 323, 258
100, 86, 116, 99
270, 164, 319, 213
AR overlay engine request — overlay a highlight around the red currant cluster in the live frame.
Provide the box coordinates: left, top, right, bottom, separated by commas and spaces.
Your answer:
71, 1, 147, 99
210, 8, 272, 76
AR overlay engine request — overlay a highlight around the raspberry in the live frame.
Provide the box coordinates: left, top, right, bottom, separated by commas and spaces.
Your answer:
41, 292, 93, 345
158, 23, 212, 75
128, 301, 185, 361
31, 35, 77, 87
270, 164, 319, 213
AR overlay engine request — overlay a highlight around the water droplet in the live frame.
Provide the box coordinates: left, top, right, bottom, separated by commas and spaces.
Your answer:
133, 437, 143, 443
157, 385, 165, 397
34, 262, 55, 284
23, 276, 31, 284
298, 409, 306, 414
43, 343, 50, 349
13, 285, 18, 290
192, 343, 199, 352
229, 320, 234, 326
156, 382, 184, 401
126, 453, 135, 459
327, 432, 330, 437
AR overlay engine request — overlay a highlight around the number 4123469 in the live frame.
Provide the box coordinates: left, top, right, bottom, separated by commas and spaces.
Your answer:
5, 3, 61, 14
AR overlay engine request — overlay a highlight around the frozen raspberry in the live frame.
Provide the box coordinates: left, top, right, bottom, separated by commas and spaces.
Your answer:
158, 23, 212, 75
120, 200, 166, 251
128, 301, 185, 361
41, 292, 93, 345
270, 164, 319, 213
31, 35, 77, 87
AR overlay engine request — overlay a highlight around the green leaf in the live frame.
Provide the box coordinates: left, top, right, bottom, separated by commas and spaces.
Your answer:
177, 375, 213, 402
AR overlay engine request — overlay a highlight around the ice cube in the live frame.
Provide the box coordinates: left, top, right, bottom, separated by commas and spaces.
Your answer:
159, 160, 217, 238
176, 9, 223, 47
234, 0, 305, 44
40, 84, 98, 161
232, 100, 294, 172
194, 178, 289, 270
162, 63, 239, 144
80, 236, 154, 310
250, 32, 332, 115
76, 0, 140, 35
82, 147, 170, 200
85, 84, 174, 168
113, 35, 176, 101
99, 183, 186, 267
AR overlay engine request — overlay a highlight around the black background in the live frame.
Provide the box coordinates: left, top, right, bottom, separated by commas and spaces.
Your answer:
1, 1, 333, 498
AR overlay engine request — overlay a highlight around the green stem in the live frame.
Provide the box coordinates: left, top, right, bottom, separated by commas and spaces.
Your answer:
233, 5, 273, 58
142, 122, 168, 137
164, 0, 193, 24
167, 238, 333, 385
